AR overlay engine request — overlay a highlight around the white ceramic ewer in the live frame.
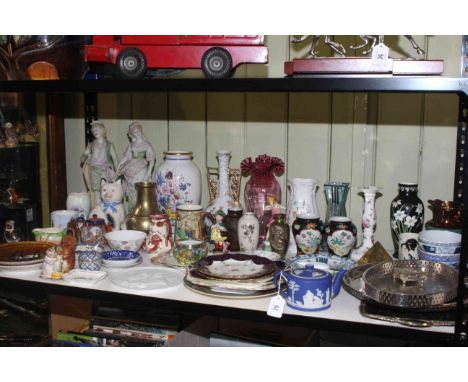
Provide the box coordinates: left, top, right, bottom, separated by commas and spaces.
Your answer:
286, 178, 320, 256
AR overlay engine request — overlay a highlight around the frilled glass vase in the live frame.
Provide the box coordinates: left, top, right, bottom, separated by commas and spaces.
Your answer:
241, 154, 284, 246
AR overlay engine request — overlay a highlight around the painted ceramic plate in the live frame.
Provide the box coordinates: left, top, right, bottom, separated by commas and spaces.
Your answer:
0, 241, 53, 265
0, 263, 42, 272
194, 254, 277, 280
186, 269, 276, 291
184, 277, 278, 299
110, 267, 184, 291
102, 256, 143, 268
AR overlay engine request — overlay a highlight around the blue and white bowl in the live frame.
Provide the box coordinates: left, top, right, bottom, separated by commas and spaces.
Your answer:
418, 230, 461, 255
419, 243, 461, 254
101, 250, 142, 268
417, 247, 460, 269
418, 230, 461, 245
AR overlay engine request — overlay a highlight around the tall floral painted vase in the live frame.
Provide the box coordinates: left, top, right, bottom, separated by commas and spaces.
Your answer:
155, 151, 201, 230
286, 178, 320, 256
292, 215, 323, 255
238, 212, 259, 252
390, 183, 424, 258
326, 217, 357, 257
241, 154, 284, 246
350, 186, 380, 262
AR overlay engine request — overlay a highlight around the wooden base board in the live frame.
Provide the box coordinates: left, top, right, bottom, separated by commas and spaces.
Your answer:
284, 58, 444, 76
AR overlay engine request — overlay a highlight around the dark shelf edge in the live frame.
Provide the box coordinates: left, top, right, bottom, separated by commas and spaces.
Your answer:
0, 77, 467, 94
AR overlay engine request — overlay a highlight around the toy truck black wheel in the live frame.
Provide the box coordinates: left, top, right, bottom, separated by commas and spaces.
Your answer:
201, 48, 233, 78
116, 48, 147, 79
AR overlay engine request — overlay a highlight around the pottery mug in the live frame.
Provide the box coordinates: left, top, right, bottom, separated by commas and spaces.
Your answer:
51, 210, 80, 229
175, 204, 206, 242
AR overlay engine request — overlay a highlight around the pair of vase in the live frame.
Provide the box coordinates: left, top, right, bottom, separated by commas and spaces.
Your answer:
286, 180, 380, 260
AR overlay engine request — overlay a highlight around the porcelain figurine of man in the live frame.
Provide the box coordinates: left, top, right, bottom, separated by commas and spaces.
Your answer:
80, 121, 119, 209
117, 121, 156, 211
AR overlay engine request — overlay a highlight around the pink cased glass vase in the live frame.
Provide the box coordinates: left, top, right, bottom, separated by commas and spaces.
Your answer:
241, 154, 284, 246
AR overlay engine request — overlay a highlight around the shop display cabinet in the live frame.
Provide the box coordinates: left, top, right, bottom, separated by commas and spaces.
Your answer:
0, 69, 467, 344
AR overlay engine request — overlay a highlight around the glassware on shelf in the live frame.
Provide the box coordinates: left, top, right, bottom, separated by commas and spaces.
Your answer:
323, 182, 350, 225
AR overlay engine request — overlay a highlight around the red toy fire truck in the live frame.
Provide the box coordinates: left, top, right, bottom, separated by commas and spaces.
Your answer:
84, 35, 268, 79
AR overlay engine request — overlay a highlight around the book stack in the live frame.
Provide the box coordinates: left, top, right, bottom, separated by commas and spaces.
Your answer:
53, 303, 181, 347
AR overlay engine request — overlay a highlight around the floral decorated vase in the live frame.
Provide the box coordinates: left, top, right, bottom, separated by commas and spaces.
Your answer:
238, 212, 259, 252
241, 154, 284, 246
155, 151, 201, 230
390, 182, 424, 257
292, 215, 323, 255
326, 217, 357, 257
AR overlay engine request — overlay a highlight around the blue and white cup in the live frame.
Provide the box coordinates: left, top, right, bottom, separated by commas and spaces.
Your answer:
76, 244, 103, 271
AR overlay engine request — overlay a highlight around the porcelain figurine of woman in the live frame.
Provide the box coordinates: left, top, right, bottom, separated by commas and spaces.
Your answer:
80, 121, 119, 209
117, 121, 156, 211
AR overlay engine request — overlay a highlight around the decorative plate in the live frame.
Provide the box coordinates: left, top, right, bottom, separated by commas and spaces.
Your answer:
0, 263, 43, 272
102, 250, 140, 261
0, 241, 54, 265
185, 269, 276, 291
193, 254, 277, 280
109, 267, 184, 291
102, 256, 142, 269
184, 277, 279, 299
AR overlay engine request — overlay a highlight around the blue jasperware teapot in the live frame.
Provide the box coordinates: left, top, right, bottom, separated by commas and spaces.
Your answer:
274, 265, 346, 312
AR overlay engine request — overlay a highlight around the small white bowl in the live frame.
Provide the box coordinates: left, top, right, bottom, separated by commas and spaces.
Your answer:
104, 230, 146, 251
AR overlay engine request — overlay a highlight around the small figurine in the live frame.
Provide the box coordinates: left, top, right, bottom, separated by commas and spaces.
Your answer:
89, 179, 126, 231
3, 219, 23, 243
40, 235, 76, 279
80, 120, 119, 209
4, 122, 19, 147
210, 210, 229, 253
117, 121, 156, 211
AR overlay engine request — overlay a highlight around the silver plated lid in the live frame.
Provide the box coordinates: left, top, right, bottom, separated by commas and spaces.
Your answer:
362, 260, 458, 309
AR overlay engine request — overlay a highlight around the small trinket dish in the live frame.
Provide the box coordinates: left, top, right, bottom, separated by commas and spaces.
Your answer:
62, 269, 107, 286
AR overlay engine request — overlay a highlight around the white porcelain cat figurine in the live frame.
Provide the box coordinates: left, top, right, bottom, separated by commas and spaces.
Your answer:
89, 179, 126, 231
